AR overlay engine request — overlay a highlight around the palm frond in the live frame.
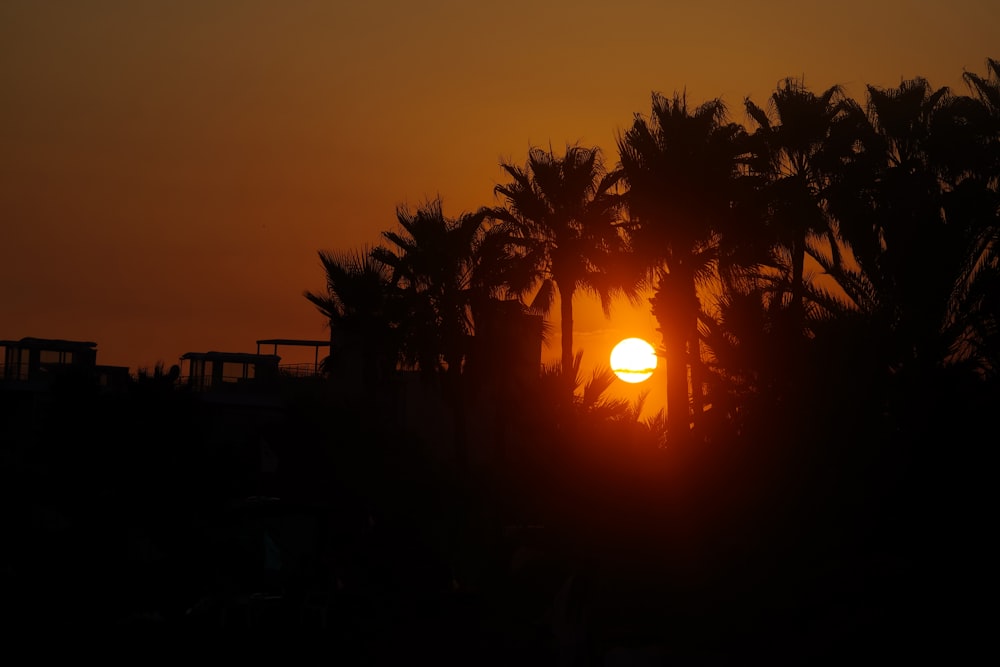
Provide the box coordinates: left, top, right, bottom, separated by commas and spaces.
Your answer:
530, 278, 557, 314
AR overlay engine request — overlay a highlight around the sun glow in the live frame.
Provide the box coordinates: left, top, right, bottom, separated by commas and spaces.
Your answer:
610, 337, 657, 383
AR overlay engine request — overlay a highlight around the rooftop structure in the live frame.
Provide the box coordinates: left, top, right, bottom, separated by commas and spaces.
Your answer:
179, 351, 282, 392
255, 339, 329, 377
0, 336, 129, 391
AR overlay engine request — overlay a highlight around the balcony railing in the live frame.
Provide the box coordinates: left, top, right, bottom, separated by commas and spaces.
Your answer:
177, 364, 322, 391
278, 363, 322, 378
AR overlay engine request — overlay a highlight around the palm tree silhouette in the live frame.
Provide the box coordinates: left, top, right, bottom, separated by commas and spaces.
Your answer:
492, 144, 633, 401
964, 57, 1000, 116
373, 198, 529, 467
303, 246, 401, 395
617, 92, 751, 443
954, 58, 1000, 376
857, 78, 970, 374
373, 200, 486, 377
863, 76, 1000, 387
743, 78, 862, 328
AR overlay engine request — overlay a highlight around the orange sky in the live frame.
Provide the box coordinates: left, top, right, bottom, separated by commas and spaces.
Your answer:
2, 0, 997, 414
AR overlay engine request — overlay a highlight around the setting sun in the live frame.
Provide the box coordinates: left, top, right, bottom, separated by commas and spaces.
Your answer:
610, 337, 657, 383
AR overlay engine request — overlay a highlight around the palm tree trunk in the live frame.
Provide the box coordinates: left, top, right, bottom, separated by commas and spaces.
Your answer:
687, 287, 706, 431
652, 275, 692, 445
446, 367, 469, 470
559, 282, 576, 400
791, 234, 806, 324
689, 334, 704, 430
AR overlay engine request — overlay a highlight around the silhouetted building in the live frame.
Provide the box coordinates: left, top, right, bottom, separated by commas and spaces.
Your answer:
0, 336, 130, 449
0, 336, 129, 392
2, 337, 96, 381
180, 351, 281, 394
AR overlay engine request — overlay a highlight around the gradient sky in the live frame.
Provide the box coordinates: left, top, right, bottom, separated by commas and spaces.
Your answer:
2, 0, 997, 412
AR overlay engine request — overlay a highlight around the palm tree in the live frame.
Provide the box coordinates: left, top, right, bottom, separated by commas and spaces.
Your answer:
492, 143, 633, 400
964, 57, 1000, 115
617, 92, 753, 443
792, 73, 1000, 445
373, 197, 534, 467
373, 200, 486, 377
859, 78, 968, 375
304, 246, 401, 394
743, 78, 863, 328
877, 76, 1000, 380
954, 58, 1000, 376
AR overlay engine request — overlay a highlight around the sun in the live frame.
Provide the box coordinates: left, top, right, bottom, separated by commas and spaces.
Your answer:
610, 337, 657, 383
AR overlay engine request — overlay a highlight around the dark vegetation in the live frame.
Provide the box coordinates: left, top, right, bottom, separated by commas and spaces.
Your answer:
3, 61, 997, 660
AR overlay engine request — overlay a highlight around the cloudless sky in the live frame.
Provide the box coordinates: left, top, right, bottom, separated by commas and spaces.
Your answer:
2, 0, 997, 413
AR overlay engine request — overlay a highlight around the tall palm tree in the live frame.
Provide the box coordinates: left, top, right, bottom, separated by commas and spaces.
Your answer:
869, 76, 1000, 380
304, 246, 401, 392
617, 92, 753, 443
492, 144, 633, 399
953, 58, 1000, 376
373, 200, 487, 377
791, 73, 1000, 447
373, 197, 534, 466
743, 78, 863, 327
858, 78, 968, 375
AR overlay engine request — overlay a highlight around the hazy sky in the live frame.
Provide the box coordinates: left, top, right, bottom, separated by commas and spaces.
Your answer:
2, 0, 997, 409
